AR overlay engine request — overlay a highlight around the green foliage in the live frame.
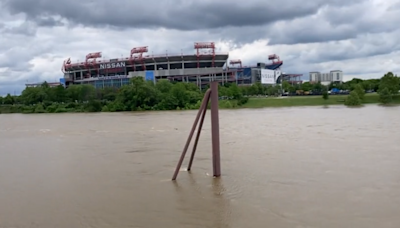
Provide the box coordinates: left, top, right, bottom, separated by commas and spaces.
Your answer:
2, 71, 400, 113
378, 87, 393, 104
34, 104, 46, 113
375, 72, 400, 104
3, 94, 15, 105
353, 84, 365, 100
322, 91, 329, 100
0, 78, 250, 114
379, 72, 400, 95
345, 91, 362, 106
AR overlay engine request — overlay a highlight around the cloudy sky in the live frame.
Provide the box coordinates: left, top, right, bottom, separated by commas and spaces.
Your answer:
1, 0, 400, 95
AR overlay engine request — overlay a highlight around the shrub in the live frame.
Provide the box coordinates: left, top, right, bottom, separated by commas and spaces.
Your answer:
345, 91, 361, 106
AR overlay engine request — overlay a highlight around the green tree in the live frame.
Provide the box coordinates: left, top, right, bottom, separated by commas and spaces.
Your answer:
97, 87, 117, 101
282, 81, 290, 92
322, 91, 329, 100
228, 83, 242, 100
3, 93, 14, 105
344, 91, 361, 106
379, 72, 400, 95
378, 87, 392, 104
266, 85, 279, 96
300, 82, 313, 91
312, 82, 323, 92
354, 84, 365, 100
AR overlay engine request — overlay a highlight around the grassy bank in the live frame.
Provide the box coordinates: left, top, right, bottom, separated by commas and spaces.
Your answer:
1, 93, 400, 114
0, 99, 245, 114
241, 93, 400, 108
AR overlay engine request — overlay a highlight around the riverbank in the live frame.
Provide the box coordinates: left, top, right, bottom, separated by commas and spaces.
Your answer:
1, 93, 399, 114
240, 93, 400, 108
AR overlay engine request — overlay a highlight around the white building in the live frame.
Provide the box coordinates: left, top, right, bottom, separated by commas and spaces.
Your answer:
309, 70, 343, 85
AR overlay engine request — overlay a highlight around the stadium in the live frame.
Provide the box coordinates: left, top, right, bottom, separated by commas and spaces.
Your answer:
26, 42, 303, 88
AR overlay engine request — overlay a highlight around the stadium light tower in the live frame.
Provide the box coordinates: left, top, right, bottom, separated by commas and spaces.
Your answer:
194, 42, 216, 68
130, 46, 148, 71
85, 52, 102, 77
229, 59, 242, 68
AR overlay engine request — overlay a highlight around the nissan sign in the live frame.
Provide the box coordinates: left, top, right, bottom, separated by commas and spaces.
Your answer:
99, 62, 126, 69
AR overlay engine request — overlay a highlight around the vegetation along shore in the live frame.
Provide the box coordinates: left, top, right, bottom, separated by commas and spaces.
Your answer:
0, 72, 399, 114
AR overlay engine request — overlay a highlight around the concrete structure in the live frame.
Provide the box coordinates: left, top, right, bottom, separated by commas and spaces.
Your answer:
309, 70, 343, 85
25, 82, 62, 88
276, 73, 303, 84
26, 42, 304, 89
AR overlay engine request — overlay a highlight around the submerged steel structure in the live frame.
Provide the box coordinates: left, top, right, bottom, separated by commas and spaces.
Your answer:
172, 81, 221, 180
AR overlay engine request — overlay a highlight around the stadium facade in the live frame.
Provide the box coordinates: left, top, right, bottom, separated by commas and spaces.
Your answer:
27, 42, 303, 88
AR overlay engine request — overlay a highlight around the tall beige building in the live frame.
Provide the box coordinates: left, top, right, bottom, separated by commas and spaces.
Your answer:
309, 70, 343, 85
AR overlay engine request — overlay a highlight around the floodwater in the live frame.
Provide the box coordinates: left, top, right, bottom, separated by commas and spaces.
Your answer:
0, 105, 399, 228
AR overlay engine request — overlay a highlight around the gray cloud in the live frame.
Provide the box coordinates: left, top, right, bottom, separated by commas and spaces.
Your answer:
0, 20, 37, 36
0, 0, 399, 95
4, 0, 362, 30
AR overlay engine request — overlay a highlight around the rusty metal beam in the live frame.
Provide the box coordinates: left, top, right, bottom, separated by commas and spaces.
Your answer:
172, 89, 211, 180
210, 81, 221, 177
187, 91, 210, 171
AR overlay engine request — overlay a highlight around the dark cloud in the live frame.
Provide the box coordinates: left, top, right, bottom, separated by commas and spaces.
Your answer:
0, 20, 37, 36
4, 0, 361, 31
307, 36, 400, 63
36, 16, 65, 27
265, 3, 400, 45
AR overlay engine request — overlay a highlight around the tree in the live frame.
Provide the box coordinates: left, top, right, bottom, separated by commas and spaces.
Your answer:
300, 82, 313, 91
228, 83, 242, 100
344, 91, 361, 106
3, 94, 14, 105
378, 87, 392, 104
354, 84, 365, 100
282, 81, 290, 92
313, 82, 323, 92
322, 91, 329, 100
362, 80, 372, 91
379, 72, 400, 95
266, 85, 279, 96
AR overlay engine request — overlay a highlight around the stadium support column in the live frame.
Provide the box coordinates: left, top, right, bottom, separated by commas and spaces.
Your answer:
229, 59, 242, 86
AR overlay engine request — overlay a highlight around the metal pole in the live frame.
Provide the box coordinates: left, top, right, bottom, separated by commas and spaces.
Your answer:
172, 89, 212, 180
210, 81, 221, 177
187, 91, 210, 171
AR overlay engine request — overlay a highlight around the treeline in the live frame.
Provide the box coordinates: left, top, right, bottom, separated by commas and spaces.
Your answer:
342, 72, 400, 106
0, 77, 249, 114
240, 76, 382, 96
1, 72, 399, 113
238, 72, 399, 106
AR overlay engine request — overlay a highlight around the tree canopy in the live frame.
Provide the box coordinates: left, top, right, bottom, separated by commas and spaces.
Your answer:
0, 77, 249, 113
1, 72, 399, 113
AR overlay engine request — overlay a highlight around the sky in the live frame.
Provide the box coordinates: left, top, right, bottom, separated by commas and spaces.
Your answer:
1, 0, 400, 95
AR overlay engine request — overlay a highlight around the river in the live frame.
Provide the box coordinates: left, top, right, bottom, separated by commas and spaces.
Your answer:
0, 105, 399, 228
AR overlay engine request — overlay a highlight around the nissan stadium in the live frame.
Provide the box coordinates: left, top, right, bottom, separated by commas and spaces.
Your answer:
26, 42, 303, 88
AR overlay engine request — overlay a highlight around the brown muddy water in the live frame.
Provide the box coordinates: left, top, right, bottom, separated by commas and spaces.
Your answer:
0, 105, 399, 228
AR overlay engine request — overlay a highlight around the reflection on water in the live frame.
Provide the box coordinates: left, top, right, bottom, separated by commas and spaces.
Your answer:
0, 105, 400, 228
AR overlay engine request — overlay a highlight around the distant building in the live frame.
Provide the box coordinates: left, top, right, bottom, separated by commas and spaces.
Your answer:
25, 82, 62, 88
309, 70, 343, 85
